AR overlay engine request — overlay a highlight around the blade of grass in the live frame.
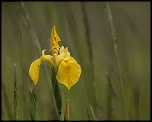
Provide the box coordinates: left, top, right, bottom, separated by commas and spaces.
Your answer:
104, 2, 129, 120
86, 107, 91, 120
16, 3, 29, 119
29, 87, 37, 120
106, 67, 118, 120
89, 104, 97, 120
19, 2, 60, 120
19, 2, 41, 55
64, 99, 70, 121
106, 75, 112, 120
81, 2, 97, 114
2, 81, 13, 120
65, 2, 96, 114
13, 63, 18, 120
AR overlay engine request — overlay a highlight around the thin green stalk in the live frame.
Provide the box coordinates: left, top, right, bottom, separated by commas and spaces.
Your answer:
18, 2, 43, 119
81, 2, 97, 114
17, 3, 28, 119
2, 82, 14, 120
86, 107, 91, 120
66, 3, 97, 116
106, 68, 118, 120
50, 64, 62, 119
29, 87, 37, 120
64, 99, 70, 121
19, 2, 60, 119
19, 2, 41, 55
13, 63, 18, 120
106, 75, 112, 120
105, 2, 129, 120
89, 105, 97, 120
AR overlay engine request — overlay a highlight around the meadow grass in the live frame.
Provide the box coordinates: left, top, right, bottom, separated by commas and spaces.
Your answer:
105, 2, 129, 120
2, 2, 150, 120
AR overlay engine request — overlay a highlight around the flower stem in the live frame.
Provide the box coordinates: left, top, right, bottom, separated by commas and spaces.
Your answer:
105, 2, 129, 120
50, 64, 62, 120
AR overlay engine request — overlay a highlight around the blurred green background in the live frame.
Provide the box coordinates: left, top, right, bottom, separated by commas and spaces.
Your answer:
2, 2, 150, 120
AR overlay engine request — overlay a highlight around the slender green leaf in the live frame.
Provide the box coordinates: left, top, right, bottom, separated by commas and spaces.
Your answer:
29, 88, 37, 120
64, 99, 70, 121
89, 105, 97, 120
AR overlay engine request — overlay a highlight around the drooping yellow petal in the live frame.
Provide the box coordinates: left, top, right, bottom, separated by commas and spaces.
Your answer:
29, 50, 54, 85
56, 58, 81, 90
29, 58, 41, 85
50, 26, 61, 51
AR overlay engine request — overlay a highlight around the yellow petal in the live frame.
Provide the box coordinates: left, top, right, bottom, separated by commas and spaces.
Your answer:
50, 26, 61, 51
59, 46, 65, 54
29, 58, 41, 85
41, 49, 54, 65
56, 59, 81, 90
55, 46, 70, 67
29, 50, 54, 85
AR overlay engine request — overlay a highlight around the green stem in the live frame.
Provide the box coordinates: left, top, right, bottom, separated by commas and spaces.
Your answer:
105, 2, 129, 120
50, 64, 62, 120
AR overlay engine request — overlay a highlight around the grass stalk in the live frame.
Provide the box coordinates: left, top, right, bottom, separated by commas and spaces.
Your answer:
66, 3, 97, 117
19, 2, 60, 119
18, 2, 42, 119
2, 82, 14, 120
86, 107, 91, 120
29, 87, 37, 120
81, 2, 97, 114
89, 105, 97, 120
19, 2, 41, 55
104, 2, 129, 120
13, 63, 18, 120
64, 99, 70, 121
106, 75, 113, 120
106, 67, 118, 120
16, 3, 28, 119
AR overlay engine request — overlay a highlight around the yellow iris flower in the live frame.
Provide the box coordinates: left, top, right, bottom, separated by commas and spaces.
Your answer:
29, 26, 81, 90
